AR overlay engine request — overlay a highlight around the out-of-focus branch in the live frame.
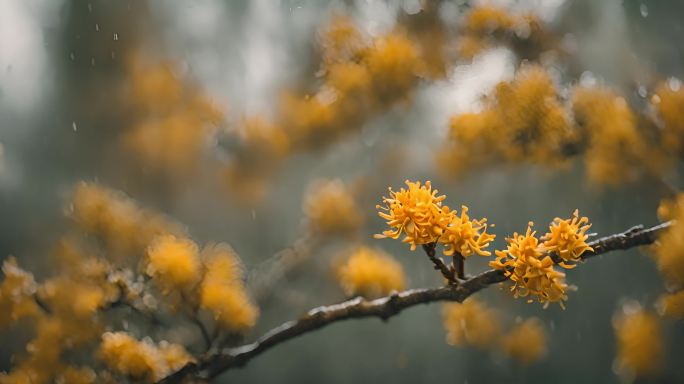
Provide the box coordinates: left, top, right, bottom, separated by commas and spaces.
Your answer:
158, 220, 672, 384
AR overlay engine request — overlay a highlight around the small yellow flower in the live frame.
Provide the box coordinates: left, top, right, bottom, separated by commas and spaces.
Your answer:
542, 209, 593, 268
657, 290, 684, 319
653, 194, 684, 289
440, 205, 496, 257
490, 222, 568, 308
441, 297, 502, 348
0, 257, 39, 328
304, 179, 363, 236
501, 318, 547, 364
198, 244, 259, 332
613, 306, 663, 378
146, 235, 202, 294
99, 332, 167, 381
375, 180, 452, 250
158, 341, 195, 372
336, 246, 406, 298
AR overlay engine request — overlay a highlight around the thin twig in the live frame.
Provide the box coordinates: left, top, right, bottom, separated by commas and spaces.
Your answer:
421, 243, 457, 284
157, 220, 672, 383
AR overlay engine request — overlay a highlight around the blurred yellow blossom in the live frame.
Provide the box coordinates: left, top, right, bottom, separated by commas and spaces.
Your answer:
146, 236, 202, 294
0, 257, 39, 328
158, 341, 196, 372
198, 244, 258, 332
441, 297, 502, 349
501, 318, 547, 364
652, 81, 684, 153
541, 209, 593, 268
458, 6, 553, 60
490, 222, 568, 308
99, 332, 171, 382
55, 366, 96, 384
657, 290, 684, 319
652, 194, 684, 289
336, 246, 406, 298
613, 307, 663, 378
572, 87, 655, 185
439, 66, 576, 176
123, 57, 223, 175
304, 179, 363, 236
70, 182, 184, 257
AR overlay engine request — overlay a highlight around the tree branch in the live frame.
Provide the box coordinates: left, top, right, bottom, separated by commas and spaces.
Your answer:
421, 243, 458, 284
157, 220, 673, 383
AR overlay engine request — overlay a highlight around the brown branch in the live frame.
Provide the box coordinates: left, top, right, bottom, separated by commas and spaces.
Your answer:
421, 243, 458, 284
157, 220, 673, 384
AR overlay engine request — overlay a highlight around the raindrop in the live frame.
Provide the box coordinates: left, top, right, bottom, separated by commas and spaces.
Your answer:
87, 3, 92, 12
95, 23, 99, 32
579, 71, 597, 87
72, 122, 77, 132
639, 4, 648, 17
668, 77, 682, 91
113, 33, 119, 41
637, 86, 647, 98
91, 57, 95, 66
69, 52, 75, 61
251, 210, 256, 220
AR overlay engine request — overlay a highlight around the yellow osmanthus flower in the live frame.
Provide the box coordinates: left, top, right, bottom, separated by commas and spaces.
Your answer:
572, 87, 657, 185
146, 236, 202, 294
441, 297, 502, 349
440, 205, 496, 257
613, 307, 663, 378
99, 332, 187, 382
198, 244, 258, 332
458, 6, 554, 61
39, 277, 110, 318
70, 182, 184, 257
158, 341, 196, 372
439, 66, 576, 176
501, 318, 547, 364
304, 179, 363, 236
336, 247, 406, 298
363, 33, 420, 102
0, 257, 39, 328
657, 290, 684, 319
653, 194, 684, 289
123, 56, 223, 175
490, 222, 568, 308
376, 181, 495, 259
56, 366, 96, 384
375, 180, 451, 250
652, 81, 684, 153
541, 209, 593, 268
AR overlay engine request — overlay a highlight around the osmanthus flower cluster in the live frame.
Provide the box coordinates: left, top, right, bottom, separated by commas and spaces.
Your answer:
222, 10, 450, 201
612, 304, 664, 379
99, 332, 194, 382
303, 179, 363, 237
457, 5, 556, 61
0, 182, 260, 384
375, 180, 593, 308
374, 180, 495, 258
490, 210, 593, 308
439, 66, 578, 176
441, 298, 547, 365
122, 55, 223, 176
652, 194, 684, 321
335, 246, 406, 298
69, 182, 185, 258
